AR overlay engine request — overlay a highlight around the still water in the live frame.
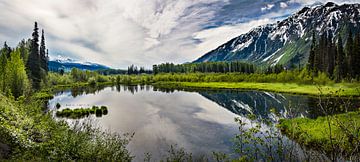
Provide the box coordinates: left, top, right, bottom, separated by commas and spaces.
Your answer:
48, 85, 355, 161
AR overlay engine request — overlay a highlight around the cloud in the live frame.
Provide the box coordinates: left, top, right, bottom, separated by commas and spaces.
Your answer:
0, 0, 359, 68
0, 0, 228, 68
280, 2, 289, 8
193, 19, 272, 54
261, 4, 275, 11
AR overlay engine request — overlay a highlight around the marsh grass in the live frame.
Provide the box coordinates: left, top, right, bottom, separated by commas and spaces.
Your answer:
153, 82, 359, 97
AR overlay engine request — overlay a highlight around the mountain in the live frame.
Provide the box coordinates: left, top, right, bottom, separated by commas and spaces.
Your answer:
48, 56, 110, 72
194, 2, 360, 67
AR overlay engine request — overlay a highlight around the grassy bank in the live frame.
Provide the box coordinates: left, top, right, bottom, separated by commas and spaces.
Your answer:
153, 82, 360, 97
0, 94, 133, 161
278, 111, 360, 157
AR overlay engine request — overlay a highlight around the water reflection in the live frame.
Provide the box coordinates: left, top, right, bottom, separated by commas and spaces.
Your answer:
49, 85, 359, 161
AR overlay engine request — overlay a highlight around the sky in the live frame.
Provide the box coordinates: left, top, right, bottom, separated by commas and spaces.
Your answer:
0, 0, 359, 68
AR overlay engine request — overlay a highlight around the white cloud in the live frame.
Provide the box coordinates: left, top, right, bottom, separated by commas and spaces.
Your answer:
0, 0, 228, 68
261, 4, 275, 11
1, 0, 359, 68
280, 2, 289, 8
193, 19, 272, 54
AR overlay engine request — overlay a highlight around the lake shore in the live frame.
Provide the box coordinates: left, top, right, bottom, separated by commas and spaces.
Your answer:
278, 111, 360, 156
153, 82, 360, 97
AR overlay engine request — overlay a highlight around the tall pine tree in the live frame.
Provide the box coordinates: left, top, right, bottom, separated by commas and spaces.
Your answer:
326, 32, 335, 77
26, 22, 41, 90
308, 32, 316, 71
354, 32, 360, 78
345, 30, 355, 78
335, 36, 346, 81
40, 29, 48, 74
0, 43, 9, 92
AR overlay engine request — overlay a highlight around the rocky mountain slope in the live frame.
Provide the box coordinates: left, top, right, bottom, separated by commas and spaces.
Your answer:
194, 2, 360, 67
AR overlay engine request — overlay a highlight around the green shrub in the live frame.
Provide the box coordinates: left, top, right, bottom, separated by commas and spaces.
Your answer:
56, 103, 61, 109
88, 77, 97, 86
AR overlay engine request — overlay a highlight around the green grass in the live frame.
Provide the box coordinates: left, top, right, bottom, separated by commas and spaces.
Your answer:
0, 94, 132, 161
153, 82, 360, 97
278, 111, 360, 155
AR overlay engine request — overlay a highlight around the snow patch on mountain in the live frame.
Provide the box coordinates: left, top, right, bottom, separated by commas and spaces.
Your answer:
194, 2, 360, 67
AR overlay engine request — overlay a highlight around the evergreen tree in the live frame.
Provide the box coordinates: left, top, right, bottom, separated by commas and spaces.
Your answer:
0, 45, 8, 92
354, 32, 360, 78
335, 36, 346, 81
5, 48, 30, 98
308, 32, 316, 71
326, 32, 335, 77
17, 39, 29, 64
345, 30, 354, 78
1, 42, 12, 59
40, 29, 48, 74
27, 22, 41, 90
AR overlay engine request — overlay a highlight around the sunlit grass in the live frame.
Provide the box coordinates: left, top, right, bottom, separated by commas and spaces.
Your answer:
154, 82, 360, 97
278, 111, 360, 154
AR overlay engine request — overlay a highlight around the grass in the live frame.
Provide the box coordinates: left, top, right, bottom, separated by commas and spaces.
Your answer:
0, 94, 132, 161
153, 82, 360, 97
278, 111, 360, 155
32, 92, 54, 100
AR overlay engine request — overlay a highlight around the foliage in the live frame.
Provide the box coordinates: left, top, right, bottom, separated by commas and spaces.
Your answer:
279, 111, 360, 159
56, 106, 109, 119
127, 64, 152, 75
4, 48, 30, 98
56, 103, 61, 109
153, 82, 359, 97
26, 22, 41, 90
32, 92, 54, 100
118, 70, 335, 85
0, 94, 132, 161
153, 61, 256, 74
231, 116, 305, 162
308, 29, 360, 80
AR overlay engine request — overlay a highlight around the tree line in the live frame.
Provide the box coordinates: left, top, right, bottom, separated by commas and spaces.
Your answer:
308, 30, 360, 81
0, 22, 49, 98
127, 64, 152, 75
152, 61, 257, 74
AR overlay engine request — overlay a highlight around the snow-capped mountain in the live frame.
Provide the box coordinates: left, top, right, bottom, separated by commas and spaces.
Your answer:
49, 55, 110, 72
194, 2, 360, 67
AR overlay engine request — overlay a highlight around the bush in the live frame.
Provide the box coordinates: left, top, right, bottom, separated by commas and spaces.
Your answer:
56, 106, 109, 119
56, 103, 61, 109
88, 77, 97, 86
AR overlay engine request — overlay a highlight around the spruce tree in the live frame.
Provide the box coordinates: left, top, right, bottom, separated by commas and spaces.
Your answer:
2, 42, 12, 59
40, 29, 48, 74
326, 32, 335, 77
308, 32, 316, 71
345, 30, 354, 78
17, 39, 29, 64
354, 32, 360, 78
336, 36, 346, 80
0, 45, 8, 92
27, 22, 41, 90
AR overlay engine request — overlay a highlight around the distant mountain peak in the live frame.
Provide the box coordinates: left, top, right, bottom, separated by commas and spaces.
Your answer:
49, 55, 109, 72
194, 3, 360, 67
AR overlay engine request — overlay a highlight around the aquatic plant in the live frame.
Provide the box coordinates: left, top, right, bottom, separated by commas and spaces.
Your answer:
56, 105, 109, 119
56, 103, 61, 109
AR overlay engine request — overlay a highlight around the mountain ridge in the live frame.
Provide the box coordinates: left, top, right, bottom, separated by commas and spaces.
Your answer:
48, 56, 110, 72
194, 2, 360, 67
